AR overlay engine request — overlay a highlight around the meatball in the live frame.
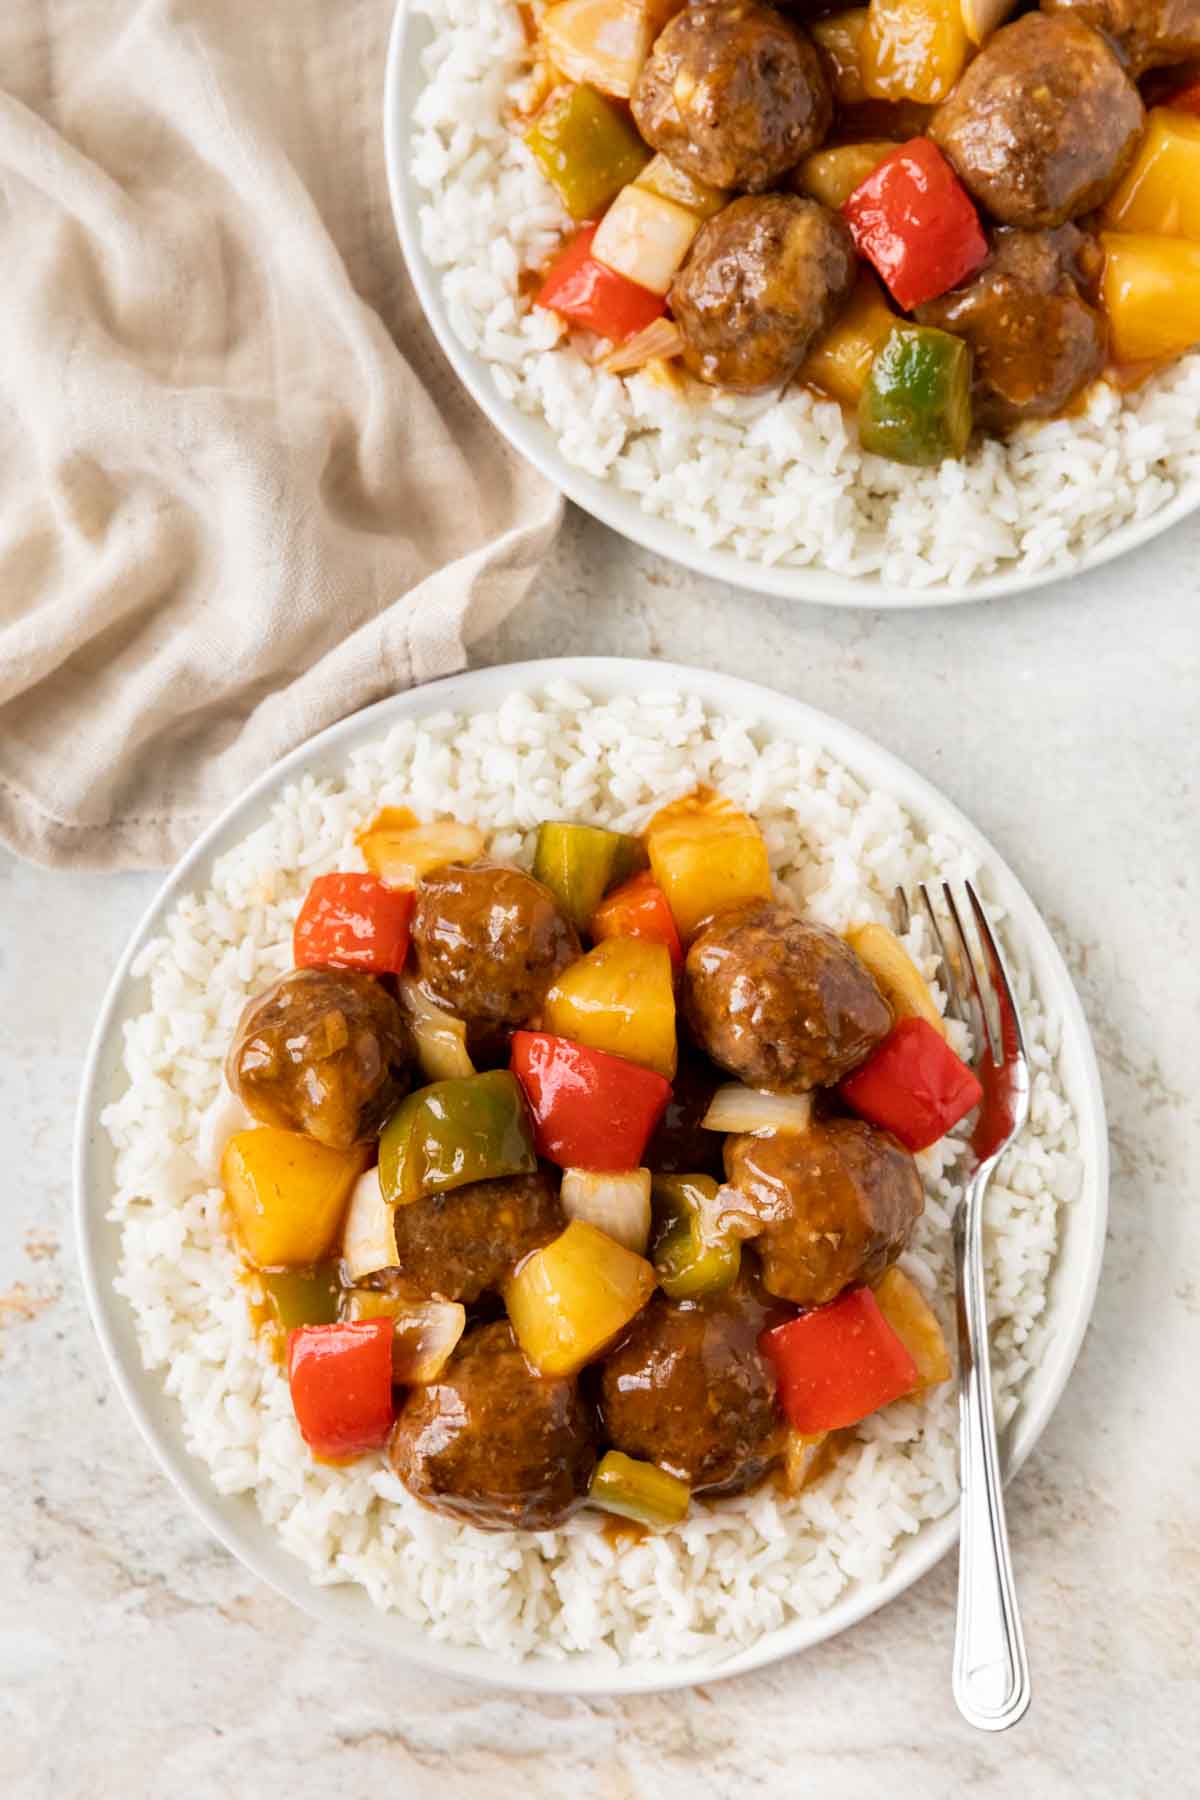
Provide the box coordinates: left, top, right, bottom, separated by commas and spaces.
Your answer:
226, 967, 412, 1150
389, 1321, 595, 1530
599, 1280, 783, 1494
411, 862, 580, 1035
670, 195, 856, 392
916, 226, 1106, 429
1041, 0, 1200, 73
929, 14, 1144, 228
631, 1, 832, 192
387, 1171, 564, 1303
722, 1118, 924, 1305
683, 900, 891, 1093
643, 1051, 727, 1179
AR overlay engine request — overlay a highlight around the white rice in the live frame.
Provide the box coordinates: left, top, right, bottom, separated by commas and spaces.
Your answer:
408, 0, 1200, 590
103, 683, 1080, 1666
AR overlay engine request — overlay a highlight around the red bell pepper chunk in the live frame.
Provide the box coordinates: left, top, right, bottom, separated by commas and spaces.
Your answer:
510, 1030, 672, 1171
286, 1320, 395, 1460
762, 1287, 918, 1432
843, 139, 988, 312
589, 870, 684, 971
839, 1016, 983, 1153
293, 872, 414, 975
535, 224, 666, 344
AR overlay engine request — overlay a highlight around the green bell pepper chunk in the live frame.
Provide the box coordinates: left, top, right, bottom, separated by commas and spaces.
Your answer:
651, 1174, 741, 1302
524, 84, 651, 223
378, 1070, 537, 1207
261, 1262, 341, 1332
589, 1450, 691, 1529
858, 325, 973, 467
532, 820, 648, 930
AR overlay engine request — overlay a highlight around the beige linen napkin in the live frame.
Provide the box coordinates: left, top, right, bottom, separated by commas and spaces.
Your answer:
0, 0, 561, 869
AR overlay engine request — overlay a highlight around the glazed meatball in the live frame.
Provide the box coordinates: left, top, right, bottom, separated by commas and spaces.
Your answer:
916, 226, 1106, 429
670, 195, 856, 392
930, 14, 1144, 228
389, 1321, 595, 1531
599, 1279, 783, 1494
226, 967, 413, 1150
1041, 0, 1200, 72
411, 862, 580, 1035
387, 1171, 564, 1304
722, 1118, 924, 1305
684, 900, 891, 1092
632, 2, 831, 193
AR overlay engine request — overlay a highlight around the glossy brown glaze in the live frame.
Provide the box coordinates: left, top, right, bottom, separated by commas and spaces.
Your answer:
683, 899, 891, 1092
410, 861, 580, 1033
930, 14, 1144, 228
631, 1, 832, 192
722, 1117, 924, 1305
387, 1170, 564, 1304
1041, 0, 1200, 73
389, 1320, 596, 1530
671, 195, 856, 392
916, 226, 1107, 429
598, 1277, 784, 1494
644, 1051, 727, 1178
226, 967, 413, 1150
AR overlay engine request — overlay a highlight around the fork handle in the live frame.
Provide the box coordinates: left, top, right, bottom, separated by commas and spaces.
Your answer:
952, 1177, 1032, 1732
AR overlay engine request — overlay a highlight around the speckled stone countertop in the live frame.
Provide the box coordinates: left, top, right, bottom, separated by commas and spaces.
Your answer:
4, 509, 1199, 1798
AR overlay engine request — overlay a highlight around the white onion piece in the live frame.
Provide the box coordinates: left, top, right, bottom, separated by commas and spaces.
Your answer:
359, 818, 485, 888
560, 1167, 652, 1253
600, 317, 683, 375
399, 976, 474, 1082
195, 1080, 254, 1182
701, 1085, 814, 1136
782, 1429, 830, 1495
342, 1167, 398, 1282
391, 1300, 466, 1384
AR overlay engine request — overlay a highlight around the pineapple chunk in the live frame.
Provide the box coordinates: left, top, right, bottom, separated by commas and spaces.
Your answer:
591, 184, 701, 296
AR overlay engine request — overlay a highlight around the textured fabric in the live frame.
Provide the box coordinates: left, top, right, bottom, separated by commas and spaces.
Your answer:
0, 0, 561, 868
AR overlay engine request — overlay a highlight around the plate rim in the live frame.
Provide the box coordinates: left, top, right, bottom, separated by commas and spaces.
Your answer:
73, 655, 1110, 1695
382, 0, 1200, 613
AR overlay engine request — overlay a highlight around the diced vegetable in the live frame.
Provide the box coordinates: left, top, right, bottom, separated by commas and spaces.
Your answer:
539, 0, 660, 99
959, 0, 1018, 45
536, 224, 667, 343
861, 0, 970, 105
543, 937, 677, 1079
589, 869, 684, 970
356, 810, 485, 887
651, 1173, 741, 1301
532, 819, 647, 930
591, 183, 702, 296
343, 1291, 467, 1383
259, 1262, 341, 1333
599, 316, 684, 374
645, 787, 772, 940
700, 1085, 814, 1136
782, 1429, 832, 1495
635, 152, 727, 220
560, 1166, 653, 1252
341, 1166, 399, 1282
800, 268, 898, 407
840, 1015, 983, 1151
504, 1218, 656, 1375
845, 922, 946, 1037
525, 83, 652, 221
286, 1320, 395, 1459
398, 975, 474, 1083
378, 1070, 537, 1207
510, 1030, 672, 1171
812, 10, 870, 103
1103, 109, 1200, 243
761, 1287, 919, 1432
859, 325, 973, 466
588, 1449, 691, 1528
1100, 232, 1200, 364
222, 1128, 368, 1268
292, 873, 414, 975
796, 142, 899, 211
873, 1267, 952, 1389
843, 138, 987, 311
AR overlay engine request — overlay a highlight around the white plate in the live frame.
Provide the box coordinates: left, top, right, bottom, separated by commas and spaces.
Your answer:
75, 658, 1108, 1694
383, 1, 1200, 610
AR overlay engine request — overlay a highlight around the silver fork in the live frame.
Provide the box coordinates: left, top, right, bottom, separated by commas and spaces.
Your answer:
898, 879, 1033, 1732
